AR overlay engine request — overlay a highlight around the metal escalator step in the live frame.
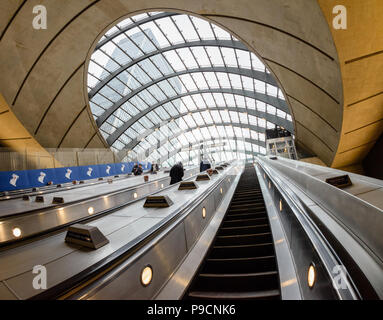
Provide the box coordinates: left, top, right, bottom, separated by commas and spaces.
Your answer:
203, 256, 276, 273
187, 289, 280, 300
226, 212, 266, 219
193, 271, 279, 292
230, 202, 265, 208
213, 242, 273, 249
231, 197, 263, 203
215, 232, 272, 245
218, 224, 270, 236
206, 255, 275, 262
232, 193, 263, 198
219, 224, 269, 231
222, 217, 267, 227
210, 242, 274, 259
183, 165, 280, 300
199, 271, 278, 278
228, 207, 266, 213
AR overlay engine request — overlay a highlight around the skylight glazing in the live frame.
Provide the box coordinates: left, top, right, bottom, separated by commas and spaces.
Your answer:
87, 11, 293, 165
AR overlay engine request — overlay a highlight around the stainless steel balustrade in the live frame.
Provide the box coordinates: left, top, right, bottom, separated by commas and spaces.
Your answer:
0, 164, 238, 300
37, 164, 239, 300
0, 167, 200, 246
257, 156, 383, 299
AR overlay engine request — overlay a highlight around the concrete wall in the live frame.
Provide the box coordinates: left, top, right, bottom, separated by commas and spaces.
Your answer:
317, 0, 383, 171
0, 147, 118, 171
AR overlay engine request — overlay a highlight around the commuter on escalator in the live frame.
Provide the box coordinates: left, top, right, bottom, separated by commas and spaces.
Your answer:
199, 159, 211, 172
150, 163, 159, 174
169, 162, 184, 185
134, 164, 143, 176
132, 163, 139, 175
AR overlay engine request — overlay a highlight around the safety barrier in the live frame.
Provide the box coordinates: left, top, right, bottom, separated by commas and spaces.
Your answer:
0, 162, 151, 192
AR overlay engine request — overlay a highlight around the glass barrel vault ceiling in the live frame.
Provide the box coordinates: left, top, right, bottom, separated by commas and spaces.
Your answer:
87, 11, 293, 166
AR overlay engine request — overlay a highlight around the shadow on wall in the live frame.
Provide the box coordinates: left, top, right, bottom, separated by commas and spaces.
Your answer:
0, 147, 119, 172
363, 134, 383, 180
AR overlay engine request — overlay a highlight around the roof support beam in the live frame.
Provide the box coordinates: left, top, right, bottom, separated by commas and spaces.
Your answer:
143, 135, 264, 161
116, 122, 267, 161
110, 106, 292, 147
154, 146, 258, 165
95, 12, 178, 50
89, 39, 248, 99
104, 88, 288, 145
92, 66, 278, 116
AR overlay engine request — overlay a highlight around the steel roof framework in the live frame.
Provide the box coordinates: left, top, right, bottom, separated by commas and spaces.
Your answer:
87, 11, 293, 166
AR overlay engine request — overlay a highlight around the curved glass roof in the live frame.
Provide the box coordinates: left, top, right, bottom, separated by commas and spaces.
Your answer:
87, 11, 293, 166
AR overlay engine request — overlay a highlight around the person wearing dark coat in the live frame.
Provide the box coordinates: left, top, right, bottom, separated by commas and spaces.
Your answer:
132, 163, 139, 175
169, 162, 184, 185
150, 163, 159, 174
200, 160, 211, 172
134, 164, 143, 176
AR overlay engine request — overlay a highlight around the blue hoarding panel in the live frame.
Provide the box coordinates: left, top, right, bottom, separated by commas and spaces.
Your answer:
54, 167, 80, 184
27, 168, 57, 188
98, 163, 117, 177
0, 162, 139, 192
0, 170, 30, 191
77, 165, 101, 181
115, 162, 130, 174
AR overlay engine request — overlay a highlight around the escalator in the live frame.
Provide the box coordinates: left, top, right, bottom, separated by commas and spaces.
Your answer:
184, 164, 280, 300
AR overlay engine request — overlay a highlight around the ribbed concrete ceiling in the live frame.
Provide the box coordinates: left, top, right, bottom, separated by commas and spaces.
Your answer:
0, 0, 348, 167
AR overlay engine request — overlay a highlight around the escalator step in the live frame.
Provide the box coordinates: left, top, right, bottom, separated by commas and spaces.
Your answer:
225, 212, 266, 219
215, 232, 272, 245
184, 165, 280, 300
227, 207, 266, 214
218, 224, 270, 236
210, 243, 274, 259
230, 202, 265, 208
222, 217, 267, 228
203, 255, 276, 273
192, 271, 279, 292
187, 289, 280, 300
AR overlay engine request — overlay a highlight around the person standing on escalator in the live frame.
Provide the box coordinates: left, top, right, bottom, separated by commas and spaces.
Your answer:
134, 164, 143, 176
169, 162, 184, 185
199, 159, 211, 172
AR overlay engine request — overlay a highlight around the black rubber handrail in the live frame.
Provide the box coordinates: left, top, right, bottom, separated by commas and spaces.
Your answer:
0, 168, 200, 249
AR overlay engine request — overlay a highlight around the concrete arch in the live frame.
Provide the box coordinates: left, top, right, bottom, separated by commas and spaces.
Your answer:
1, 0, 361, 168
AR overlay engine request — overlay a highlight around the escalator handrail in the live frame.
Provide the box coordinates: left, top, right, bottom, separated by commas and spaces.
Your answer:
0, 168, 198, 220
256, 158, 360, 300
0, 167, 200, 248
0, 169, 152, 201
260, 156, 383, 263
